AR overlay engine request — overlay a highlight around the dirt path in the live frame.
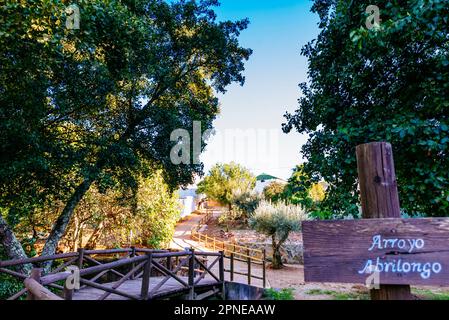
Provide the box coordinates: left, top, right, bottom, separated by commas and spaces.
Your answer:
170, 211, 266, 288
170, 212, 205, 251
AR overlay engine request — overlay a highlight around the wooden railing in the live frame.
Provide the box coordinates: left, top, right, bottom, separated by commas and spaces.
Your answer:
191, 210, 267, 288
0, 248, 225, 300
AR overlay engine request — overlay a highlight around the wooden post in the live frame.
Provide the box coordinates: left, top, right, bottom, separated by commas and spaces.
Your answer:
247, 248, 251, 286
219, 251, 226, 300
188, 249, 195, 300
130, 246, 136, 280
63, 283, 73, 300
262, 249, 267, 288
166, 256, 172, 272
230, 253, 235, 282
356, 142, 412, 300
77, 248, 85, 270
140, 253, 152, 300
27, 268, 42, 300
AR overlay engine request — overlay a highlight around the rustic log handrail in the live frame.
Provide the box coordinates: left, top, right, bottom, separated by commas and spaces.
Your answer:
24, 278, 63, 301
191, 210, 267, 288
41, 255, 148, 285
2, 248, 225, 300
0, 252, 80, 268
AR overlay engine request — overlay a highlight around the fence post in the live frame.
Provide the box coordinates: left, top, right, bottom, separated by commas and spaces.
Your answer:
219, 251, 226, 300
188, 249, 195, 300
63, 282, 73, 300
230, 253, 235, 282
27, 268, 42, 300
166, 256, 172, 272
140, 253, 152, 300
77, 248, 85, 270
262, 248, 267, 288
247, 248, 251, 286
356, 142, 412, 300
130, 246, 136, 280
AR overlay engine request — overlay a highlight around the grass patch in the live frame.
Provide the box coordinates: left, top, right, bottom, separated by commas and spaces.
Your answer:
412, 288, 449, 300
307, 287, 449, 301
265, 288, 295, 300
306, 289, 369, 300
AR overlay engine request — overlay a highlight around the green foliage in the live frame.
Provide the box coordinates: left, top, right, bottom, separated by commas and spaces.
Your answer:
282, 165, 315, 209
217, 211, 238, 232
0, 246, 24, 300
281, 165, 327, 218
198, 163, 256, 209
231, 190, 261, 219
217, 190, 261, 230
0, 273, 23, 300
412, 288, 449, 301
306, 289, 369, 301
0, 0, 251, 258
249, 201, 308, 269
283, 0, 449, 217
265, 288, 295, 300
73, 171, 180, 249
250, 201, 306, 237
134, 172, 181, 248
263, 182, 286, 203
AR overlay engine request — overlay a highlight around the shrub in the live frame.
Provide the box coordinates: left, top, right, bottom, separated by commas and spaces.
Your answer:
249, 201, 308, 269
263, 182, 286, 203
198, 163, 256, 211
0, 245, 24, 300
265, 288, 295, 300
231, 189, 261, 220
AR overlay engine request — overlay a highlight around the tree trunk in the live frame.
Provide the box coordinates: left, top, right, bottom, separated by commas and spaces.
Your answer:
271, 235, 283, 269
72, 216, 80, 252
0, 215, 32, 274
78, 223, 84, 250
41, 178, 94, 271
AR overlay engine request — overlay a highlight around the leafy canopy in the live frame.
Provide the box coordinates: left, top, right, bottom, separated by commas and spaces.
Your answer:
197, 162, 256, 208
0, 0, 252, 259
283, 0, 449, 217
263, 181, 286, 203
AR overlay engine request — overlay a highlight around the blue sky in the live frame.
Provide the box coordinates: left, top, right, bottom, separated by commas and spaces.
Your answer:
200, 0, 320, 180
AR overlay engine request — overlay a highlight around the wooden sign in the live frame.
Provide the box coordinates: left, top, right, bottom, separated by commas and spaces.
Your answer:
303, 218, 449, 286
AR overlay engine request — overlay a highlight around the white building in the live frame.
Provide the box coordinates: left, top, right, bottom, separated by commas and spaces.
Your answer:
178, 185, 205, 219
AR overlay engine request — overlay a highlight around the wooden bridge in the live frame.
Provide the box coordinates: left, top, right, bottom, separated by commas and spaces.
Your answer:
0, 248, 226, 300
191, 210, 267, 287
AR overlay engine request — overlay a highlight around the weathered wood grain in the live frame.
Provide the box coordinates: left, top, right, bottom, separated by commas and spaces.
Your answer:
303, 218, 449, 286
356, 142, 412, 299
24, 278, 63, 300
72, 277, 218, 300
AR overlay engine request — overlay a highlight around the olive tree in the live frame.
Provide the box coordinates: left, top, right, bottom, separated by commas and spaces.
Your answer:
249, 201, 308, 269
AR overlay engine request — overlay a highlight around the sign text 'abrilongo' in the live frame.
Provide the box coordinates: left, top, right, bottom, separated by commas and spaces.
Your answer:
303, 218, 449, 285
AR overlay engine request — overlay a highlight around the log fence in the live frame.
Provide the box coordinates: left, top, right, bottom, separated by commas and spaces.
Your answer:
0, 248, 225, 300
191, 209, 267, 288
